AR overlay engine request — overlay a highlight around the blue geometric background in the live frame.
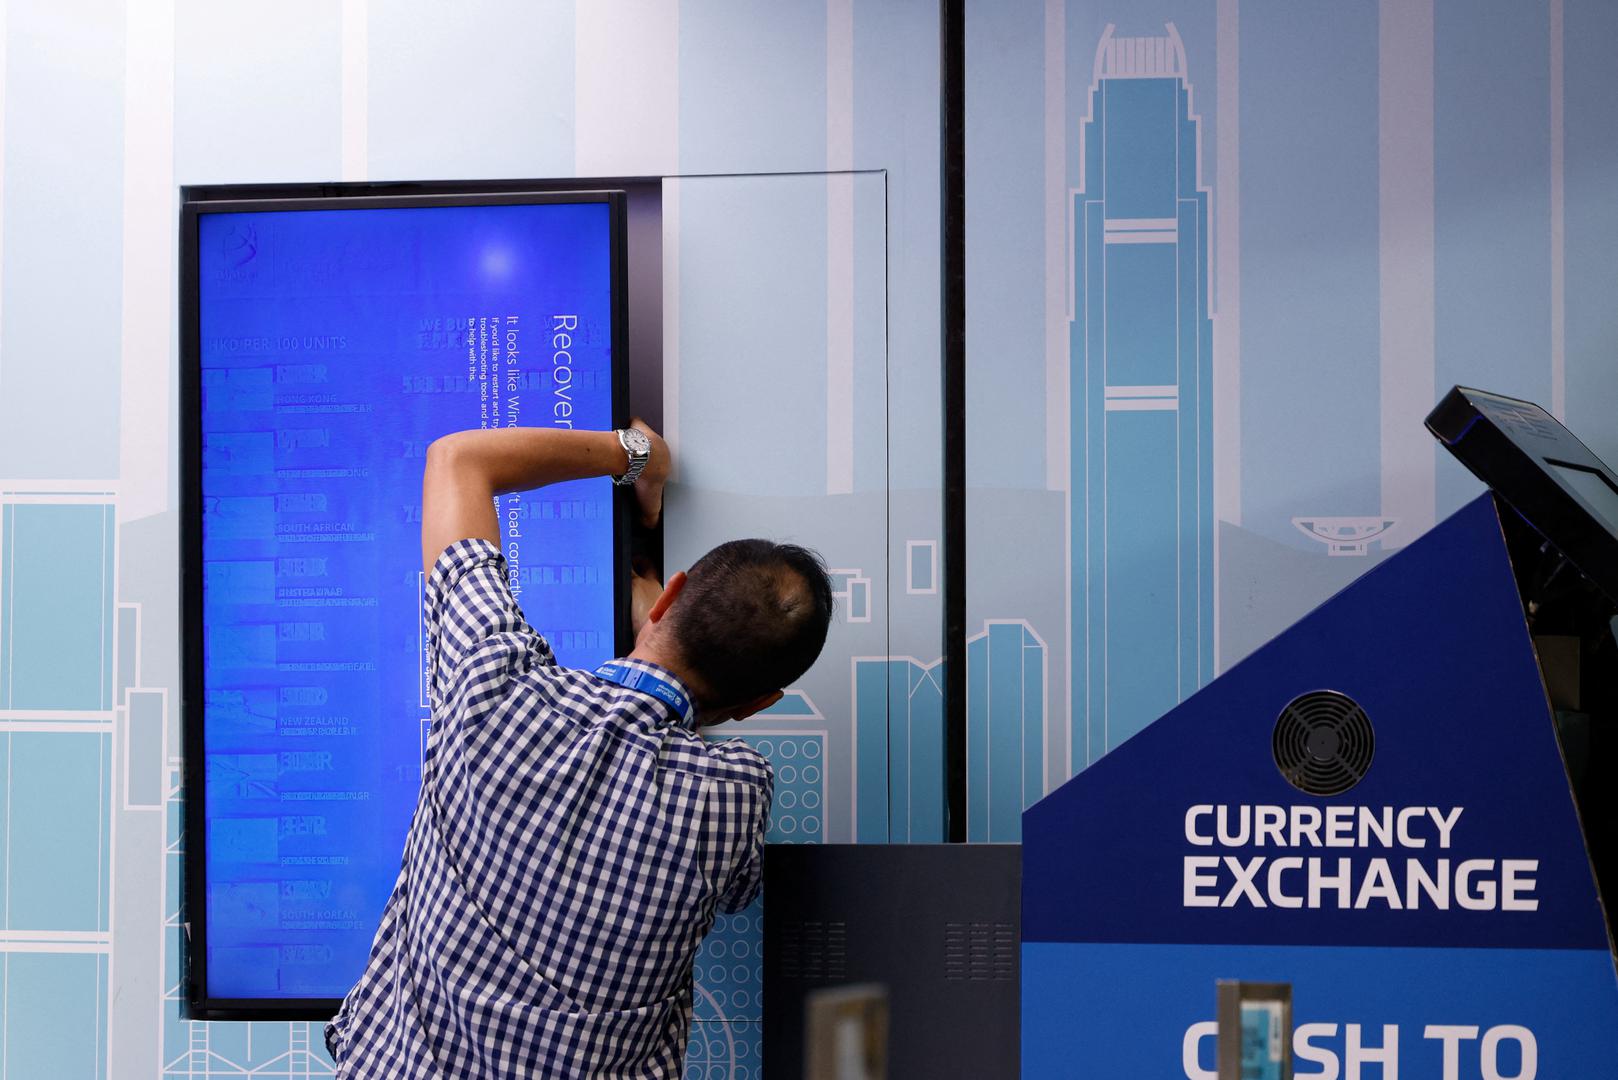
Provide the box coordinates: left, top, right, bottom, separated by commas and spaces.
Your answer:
3, 1, 1618, 1077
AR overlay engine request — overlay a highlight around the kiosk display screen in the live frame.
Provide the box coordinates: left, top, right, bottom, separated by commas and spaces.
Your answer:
1548, 460, 1618, 537
184, 193, 624, 1011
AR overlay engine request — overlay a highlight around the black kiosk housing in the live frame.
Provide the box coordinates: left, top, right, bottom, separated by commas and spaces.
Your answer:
1426, 385, 1618, 941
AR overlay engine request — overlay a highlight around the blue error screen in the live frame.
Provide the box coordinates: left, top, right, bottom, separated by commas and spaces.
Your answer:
196, 199, 617, 1000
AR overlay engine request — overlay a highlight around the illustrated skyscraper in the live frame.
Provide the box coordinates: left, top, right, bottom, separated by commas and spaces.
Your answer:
1070, 24, 1215, 768
967, 621, 1046, 842
854, 656, 944, 842
852, 621, 1046, 844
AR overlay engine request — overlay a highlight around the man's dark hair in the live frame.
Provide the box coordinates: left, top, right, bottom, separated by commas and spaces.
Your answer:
665, 539, 834, 708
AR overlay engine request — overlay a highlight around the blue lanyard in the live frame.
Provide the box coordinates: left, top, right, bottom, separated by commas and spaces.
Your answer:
594, 662, 697, 728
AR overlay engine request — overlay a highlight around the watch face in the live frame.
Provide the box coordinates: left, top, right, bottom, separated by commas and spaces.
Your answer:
622, 428, 652, 456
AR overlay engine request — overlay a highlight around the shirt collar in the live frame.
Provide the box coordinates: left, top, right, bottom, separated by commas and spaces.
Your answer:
592, 658, 700, 729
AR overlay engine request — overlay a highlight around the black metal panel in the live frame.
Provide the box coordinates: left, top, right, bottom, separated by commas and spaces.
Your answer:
940, 0, 968, 844
1427, 384, 1618, 604
763, 844, 1020, 1079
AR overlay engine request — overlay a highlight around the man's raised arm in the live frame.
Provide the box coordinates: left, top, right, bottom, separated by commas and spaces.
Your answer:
421, 423, 667, 578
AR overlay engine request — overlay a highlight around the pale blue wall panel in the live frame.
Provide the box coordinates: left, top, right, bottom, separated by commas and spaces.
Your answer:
2, 953, 107, 1078
964, 0, 1046, 488
679, 0, 826, 173
115, 606, 138, 707
366, 1, 575, 181
908, 542, 934, 592
0, 0, 124, 480
0, 737, 8, 929
0, 504, 116, 711
5, 733, 111, 932
1563, 0, 1618, 466
174, 0, 341, 183
857, 0, 941, 494
1434, 0, 1553, 517
852, 178, 889, 494
1238, 0, 1380, 544
126, 690, 166, 809
676, 175, 828, 496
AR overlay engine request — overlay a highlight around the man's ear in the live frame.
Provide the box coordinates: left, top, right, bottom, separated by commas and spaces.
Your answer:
725, 689, 784, 724
647, 570, 687, 624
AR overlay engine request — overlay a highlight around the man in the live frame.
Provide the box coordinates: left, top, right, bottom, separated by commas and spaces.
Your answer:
325, 422, 833, 1078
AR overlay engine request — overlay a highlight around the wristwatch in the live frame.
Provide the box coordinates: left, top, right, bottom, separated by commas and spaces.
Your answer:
613, 427, 653, 486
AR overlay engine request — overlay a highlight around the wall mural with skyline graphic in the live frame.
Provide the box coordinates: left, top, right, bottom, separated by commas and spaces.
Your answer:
966, 0, 1618, 825
1, 1, 1616, 1077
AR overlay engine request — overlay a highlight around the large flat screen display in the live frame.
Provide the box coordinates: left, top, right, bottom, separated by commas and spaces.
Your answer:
183, 192, 625, 1015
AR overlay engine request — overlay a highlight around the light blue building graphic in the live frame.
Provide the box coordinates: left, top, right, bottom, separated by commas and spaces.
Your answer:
967, 620, 1046, 842
854, 620, 1048, 844
0, 500, 115, 1078
1070, 24, 1215, 769
853, 656, 945, 843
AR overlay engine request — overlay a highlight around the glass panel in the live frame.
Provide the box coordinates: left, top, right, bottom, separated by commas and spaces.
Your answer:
663, 171, 892, 846
661, 172, 891, 1056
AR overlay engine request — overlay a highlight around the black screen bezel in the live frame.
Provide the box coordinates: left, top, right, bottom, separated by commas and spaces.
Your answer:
180, 188, 630, 1020
1544, 459, 1618, 535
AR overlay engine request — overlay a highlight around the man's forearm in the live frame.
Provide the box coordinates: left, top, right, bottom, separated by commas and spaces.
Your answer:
430, 427, 628, 495
421, 427, 628, 575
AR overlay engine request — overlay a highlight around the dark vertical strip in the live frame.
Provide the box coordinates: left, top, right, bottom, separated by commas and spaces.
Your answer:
941, 0, 968, 843
178, 198, 209, 1015
885, 170, 895, 845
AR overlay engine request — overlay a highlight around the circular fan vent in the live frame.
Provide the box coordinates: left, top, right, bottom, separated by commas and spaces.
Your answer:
1272, 691, 1375, 796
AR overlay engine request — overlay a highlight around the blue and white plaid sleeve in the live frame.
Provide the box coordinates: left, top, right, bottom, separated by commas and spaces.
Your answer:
422, 538, 554, 711
704, 743, 774, 914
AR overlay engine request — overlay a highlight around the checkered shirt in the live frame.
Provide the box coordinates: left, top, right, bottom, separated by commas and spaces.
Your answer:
325, 539, 773, 1078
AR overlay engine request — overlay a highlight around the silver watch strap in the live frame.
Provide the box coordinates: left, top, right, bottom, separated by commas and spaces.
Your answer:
614, 429, 649, 486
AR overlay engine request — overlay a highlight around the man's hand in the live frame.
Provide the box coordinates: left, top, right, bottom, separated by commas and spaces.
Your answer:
629, 557, 663, 636
628, 417, 670, 528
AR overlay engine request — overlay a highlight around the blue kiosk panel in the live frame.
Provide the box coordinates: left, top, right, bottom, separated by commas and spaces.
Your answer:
1022, 493, 1618, 1077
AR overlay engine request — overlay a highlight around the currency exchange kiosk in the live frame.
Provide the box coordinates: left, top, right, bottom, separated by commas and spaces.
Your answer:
1023, 386, 1618, 1078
